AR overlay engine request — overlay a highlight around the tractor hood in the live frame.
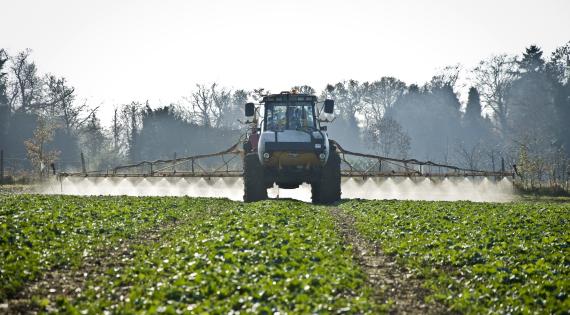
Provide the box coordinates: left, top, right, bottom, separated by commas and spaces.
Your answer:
264, 130, 311, 143
257, 130, 329, 164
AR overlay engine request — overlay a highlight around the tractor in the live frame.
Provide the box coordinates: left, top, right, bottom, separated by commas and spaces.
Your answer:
242, 91, 341, 203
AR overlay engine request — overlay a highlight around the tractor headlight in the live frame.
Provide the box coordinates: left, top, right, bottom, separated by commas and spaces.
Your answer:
319, 153, 326, 160
263, 152, 270, 159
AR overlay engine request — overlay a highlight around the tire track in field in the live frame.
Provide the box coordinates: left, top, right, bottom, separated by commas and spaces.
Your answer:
328, 207, 449, 315
3, 216, 187, 315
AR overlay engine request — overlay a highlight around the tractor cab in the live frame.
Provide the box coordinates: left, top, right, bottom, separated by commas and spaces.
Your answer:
245, 92, 333, 133
262, 93, 318, 131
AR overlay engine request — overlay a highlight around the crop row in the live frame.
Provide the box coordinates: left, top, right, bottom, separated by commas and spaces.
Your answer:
1, 196, 381, 313
341, 200, 570, 314
0, 195, 214, 300
58, 200, 382, 313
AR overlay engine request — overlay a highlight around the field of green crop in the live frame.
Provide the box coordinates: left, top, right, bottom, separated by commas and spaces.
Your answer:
0, 195, 380, 314
1, 194, 568, 314
341, 200, 570, 314
0, 195, 200, 300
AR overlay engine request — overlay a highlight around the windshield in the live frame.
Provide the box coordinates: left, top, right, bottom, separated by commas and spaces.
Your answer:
265, 102, 316, 131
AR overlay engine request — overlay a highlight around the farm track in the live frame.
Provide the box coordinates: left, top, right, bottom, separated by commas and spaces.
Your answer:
4, 215, 187, 314
328, 207, 448, 315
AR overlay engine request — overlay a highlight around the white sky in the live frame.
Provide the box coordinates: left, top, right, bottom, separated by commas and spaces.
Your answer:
2, 0, 569, 122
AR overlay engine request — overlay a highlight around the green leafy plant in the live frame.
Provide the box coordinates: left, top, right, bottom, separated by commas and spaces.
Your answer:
0, 196, 382, 313
341, 200, 570, 314
0, 195, 202, 300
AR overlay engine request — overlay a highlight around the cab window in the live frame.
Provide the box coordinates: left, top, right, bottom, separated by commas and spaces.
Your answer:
265, 103, 315, 131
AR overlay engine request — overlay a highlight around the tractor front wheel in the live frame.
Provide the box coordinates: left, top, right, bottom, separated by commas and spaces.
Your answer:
243, 153, 267, 202
311, 149, 341, 204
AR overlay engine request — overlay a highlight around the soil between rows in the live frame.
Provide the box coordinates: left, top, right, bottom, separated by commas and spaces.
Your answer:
328, 207, 449, 315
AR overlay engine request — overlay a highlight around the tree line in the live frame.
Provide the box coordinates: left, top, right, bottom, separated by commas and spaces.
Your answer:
323, 44, 569, 189
1, 43, 569, 189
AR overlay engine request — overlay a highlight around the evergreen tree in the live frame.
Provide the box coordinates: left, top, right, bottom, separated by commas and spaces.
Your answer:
431, 83, 462, 112
465, 87, 482, 120
547, 42, 570, 154
518, 45, 545, 73
506, 45, 559, 168
555, 81, 570, 154
389, 83, 462, 162
546, 41, 570, 83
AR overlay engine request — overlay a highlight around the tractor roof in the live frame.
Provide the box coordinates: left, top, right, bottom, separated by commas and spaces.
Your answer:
262, 92, 317, 103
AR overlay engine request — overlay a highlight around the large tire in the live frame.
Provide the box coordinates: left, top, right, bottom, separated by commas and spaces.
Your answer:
311, 149, 341, 204
243, 153, 267, 202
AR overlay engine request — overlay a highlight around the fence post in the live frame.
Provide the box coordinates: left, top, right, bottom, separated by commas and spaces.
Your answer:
0, 149, 4, 185
81, 152, 86, 174
173, 152, 177, 174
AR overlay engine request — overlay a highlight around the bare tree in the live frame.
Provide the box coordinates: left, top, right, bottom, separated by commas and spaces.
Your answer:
0, 50, 9, 138
44, 75, 97, 134
224, 89, 249, 129
120, 102, 143, 161
185, 83, 237, 128
0, 49, 8, 107
111, 107, 121, 150
9, 49, 42, 111
472, 55, 518, 132
187, 84, 213, 127
210, 83, 232, 128
79, 113, 106, 167
24, 117, 60, 177
367, 115, 410, 158
454, 140, 483, 170
323, 80, 365, 124
362, 77, 406, 130
44, 75, 73, 116
430, 64, 462, 90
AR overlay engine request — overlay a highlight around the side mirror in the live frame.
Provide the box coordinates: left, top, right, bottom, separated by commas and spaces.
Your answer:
324, 99, 334, 114
320, 126, 327, 131
245, 103, 255, 117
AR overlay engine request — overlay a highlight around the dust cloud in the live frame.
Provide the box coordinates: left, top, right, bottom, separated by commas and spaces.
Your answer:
40, 176, 515, 202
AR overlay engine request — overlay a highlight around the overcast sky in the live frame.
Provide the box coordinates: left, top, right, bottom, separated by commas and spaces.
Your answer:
2, 0, 569, 121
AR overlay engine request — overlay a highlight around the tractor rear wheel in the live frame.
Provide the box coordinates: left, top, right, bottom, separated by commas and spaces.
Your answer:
311, 149, 341, 204
243, 153, 267, 202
